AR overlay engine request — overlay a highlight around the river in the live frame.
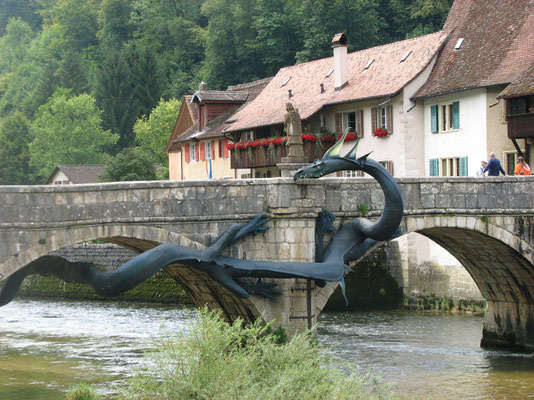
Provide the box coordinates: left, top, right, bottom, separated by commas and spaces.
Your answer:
1, 299, 534, 399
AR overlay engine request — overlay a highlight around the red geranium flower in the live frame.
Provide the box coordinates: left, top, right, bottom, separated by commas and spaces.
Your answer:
302, 134, 318, 142
227, 143, 236, 150
373, 128, 389, 137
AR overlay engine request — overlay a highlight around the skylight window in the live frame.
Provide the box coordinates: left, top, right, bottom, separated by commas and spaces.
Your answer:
454, 38, 464, 50
400, 50, 412, 62
325, 69, 334, 78
364, 59, 375, 69
281, 77, 291, 86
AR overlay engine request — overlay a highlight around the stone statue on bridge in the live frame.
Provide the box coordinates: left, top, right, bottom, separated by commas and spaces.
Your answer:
0, 129, 403, 307
282, 102, 306, 163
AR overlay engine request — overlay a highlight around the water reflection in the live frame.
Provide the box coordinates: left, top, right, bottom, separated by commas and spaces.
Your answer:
1, 300, 534, 399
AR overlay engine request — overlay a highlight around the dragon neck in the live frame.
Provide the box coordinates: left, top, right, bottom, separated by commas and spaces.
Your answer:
344, 158, 403, 241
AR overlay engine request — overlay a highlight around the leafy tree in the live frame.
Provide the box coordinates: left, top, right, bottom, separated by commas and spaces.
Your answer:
0, 113, 34, 184
0, 0, 42, 35
249, 0, 303, 76
201, 0, 261, 88
166, 16, 206, 98
99, 147, 158, 182
407, 0, 453, 37
134, 98, 181, 164
296, 0, 387, 63
97, 0, 135, 49
0, 18, 34, 74
52, 0, 99, 52
96, 51, 139, 152
29, 90, 118, 182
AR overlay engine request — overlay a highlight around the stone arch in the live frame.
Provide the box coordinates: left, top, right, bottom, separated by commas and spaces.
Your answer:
404, 215, 534, 350
1, 223, 262, 325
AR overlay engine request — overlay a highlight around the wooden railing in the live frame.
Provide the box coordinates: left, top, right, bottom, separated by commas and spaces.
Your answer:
230, 141, 333, 169
507, 113, 534, 139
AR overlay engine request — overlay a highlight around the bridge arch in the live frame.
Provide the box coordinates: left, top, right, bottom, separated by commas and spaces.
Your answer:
2, 224, 262, 325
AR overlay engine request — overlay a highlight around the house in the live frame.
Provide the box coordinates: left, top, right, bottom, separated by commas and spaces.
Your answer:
224, 31, 448, 178
45, 165, 106, 185
414, 0, 534, 176
165, 79, 271, 180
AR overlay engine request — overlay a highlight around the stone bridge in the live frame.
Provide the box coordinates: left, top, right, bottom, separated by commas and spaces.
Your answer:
1, 176, 533, 350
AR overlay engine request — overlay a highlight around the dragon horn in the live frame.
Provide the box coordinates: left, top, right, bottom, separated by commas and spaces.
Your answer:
322, 127, 351, 159
356, 152, 372, 168
345, 137, 361, 159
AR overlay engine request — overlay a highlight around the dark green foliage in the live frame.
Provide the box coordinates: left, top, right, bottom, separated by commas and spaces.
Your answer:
130, 45, 164, 118
99, 148, 158, 182
0, 113, 34, 184
0, 0, 42, 35
57, 52, 90, 95
96, 51, 139, 151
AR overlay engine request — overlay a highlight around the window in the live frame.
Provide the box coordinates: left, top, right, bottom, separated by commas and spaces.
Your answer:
378, 160, 394, 175
431, 101, 459, 133
190, 143, 196, 162
206, 141, 212, 160
343, 170, 361, 177
336, 110, 363, 137
504, 151, 517, 175
371, 105, 392, 135
429, 157, 468, 176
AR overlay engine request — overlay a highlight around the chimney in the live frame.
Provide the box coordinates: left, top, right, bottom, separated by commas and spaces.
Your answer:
199, 81, 208, 91
331, 33, 348, 90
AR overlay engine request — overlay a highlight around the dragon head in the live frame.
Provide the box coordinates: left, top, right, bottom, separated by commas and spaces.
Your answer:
294, 129, 369, 181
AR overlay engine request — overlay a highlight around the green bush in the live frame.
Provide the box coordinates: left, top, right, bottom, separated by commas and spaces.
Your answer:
119, 308, 398, 400
66, 383, 101, 400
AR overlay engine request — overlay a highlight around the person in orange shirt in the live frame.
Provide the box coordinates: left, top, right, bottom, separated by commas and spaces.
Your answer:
514, 156, 532, 175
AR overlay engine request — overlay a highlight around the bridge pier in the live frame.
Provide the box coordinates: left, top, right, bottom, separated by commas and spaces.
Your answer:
482, 301, 534, 352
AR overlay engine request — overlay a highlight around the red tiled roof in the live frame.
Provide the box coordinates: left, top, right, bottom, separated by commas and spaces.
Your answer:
226, 31, 447, 132
415, 0, 534, 99
173, 78, 272, 144
499, 64, 534, 98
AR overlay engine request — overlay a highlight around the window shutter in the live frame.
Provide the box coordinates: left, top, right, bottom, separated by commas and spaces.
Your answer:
386, 161, 394, 175
371, 107, 377, 133
459, 156, 468, 176
223, 139, 229, 158
429, 158, 439, 176
335, 113, 342, 136
431, 105, 439, 133
357, 109, 364, 138
218, 139, 223, 158
386, 105, 393, 134
200, 141, 205, 161
452, 101, 460, 129
184, 144, 190, 163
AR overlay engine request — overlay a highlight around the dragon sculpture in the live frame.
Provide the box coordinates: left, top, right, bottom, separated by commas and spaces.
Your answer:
0, 130, 403, 307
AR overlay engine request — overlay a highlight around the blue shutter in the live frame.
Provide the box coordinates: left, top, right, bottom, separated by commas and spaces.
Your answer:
459, 156, 468, 176
452, 101, 460, 129
431, 105, 439, 133
429, 158, 439, 176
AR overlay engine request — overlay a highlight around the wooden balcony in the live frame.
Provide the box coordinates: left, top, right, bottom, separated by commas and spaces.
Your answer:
230, 141, 333, 169
507, 113, 534, 139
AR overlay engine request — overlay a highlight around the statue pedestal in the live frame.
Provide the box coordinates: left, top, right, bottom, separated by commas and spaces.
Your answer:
277, 162, 308, 178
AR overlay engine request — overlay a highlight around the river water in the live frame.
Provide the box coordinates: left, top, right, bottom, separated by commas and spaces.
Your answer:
1, 299, 534, 400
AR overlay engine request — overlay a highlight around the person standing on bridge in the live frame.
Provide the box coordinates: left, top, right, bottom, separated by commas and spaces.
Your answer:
514, 156, 532, 175
483, 152, 507, 176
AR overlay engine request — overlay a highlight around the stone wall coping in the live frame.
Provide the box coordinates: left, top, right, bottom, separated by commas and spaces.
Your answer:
1, 175, 533, 193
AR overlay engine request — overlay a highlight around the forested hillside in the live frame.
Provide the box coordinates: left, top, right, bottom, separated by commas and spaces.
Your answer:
0, 0, 452, 184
